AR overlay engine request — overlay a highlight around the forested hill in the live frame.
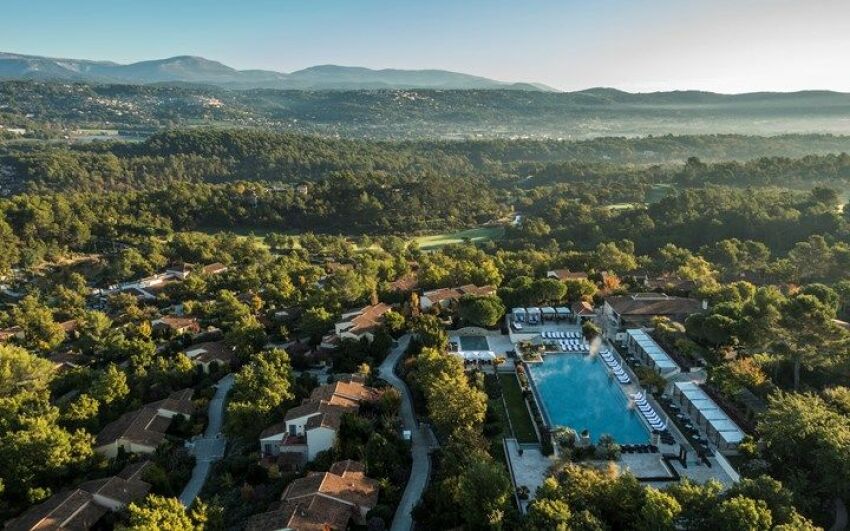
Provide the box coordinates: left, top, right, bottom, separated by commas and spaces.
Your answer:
4, 81, 850, 139
4, 129, 850, 194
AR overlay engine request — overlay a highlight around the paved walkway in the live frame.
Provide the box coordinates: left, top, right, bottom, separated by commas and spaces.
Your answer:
179, 373, 234, 507
379, 335, 437, 531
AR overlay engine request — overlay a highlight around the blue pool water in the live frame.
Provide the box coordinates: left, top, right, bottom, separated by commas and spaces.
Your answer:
459, 335, 489, 351
528, 354, 649, 444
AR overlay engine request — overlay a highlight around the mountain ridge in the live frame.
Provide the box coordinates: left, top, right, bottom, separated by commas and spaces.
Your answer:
0, 51, 558, 91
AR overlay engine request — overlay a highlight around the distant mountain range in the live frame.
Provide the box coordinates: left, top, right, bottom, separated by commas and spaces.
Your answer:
0, 51, 557, 91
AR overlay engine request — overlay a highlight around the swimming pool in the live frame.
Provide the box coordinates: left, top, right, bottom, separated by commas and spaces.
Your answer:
458, 335, 490, 351
528, 354, 649, 444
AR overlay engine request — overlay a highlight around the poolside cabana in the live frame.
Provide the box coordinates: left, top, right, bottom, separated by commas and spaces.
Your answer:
673, 381, 745, 454
541, 307, 557, 321
512, 307, 527, 323
555, 307, 571, 320
624, 329, 681, 377
526, 307, 542, 325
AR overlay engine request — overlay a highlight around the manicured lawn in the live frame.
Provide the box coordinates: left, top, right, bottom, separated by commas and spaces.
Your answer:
499, 373, 538, 444
413, 226, 504, 250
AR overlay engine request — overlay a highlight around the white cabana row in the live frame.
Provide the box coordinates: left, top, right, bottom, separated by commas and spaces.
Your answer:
673, 381, 745, 452
451, 350, 497, 361
625, 329, 681, 376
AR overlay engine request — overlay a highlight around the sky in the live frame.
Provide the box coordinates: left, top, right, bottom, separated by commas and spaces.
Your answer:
2, 0, 849, 93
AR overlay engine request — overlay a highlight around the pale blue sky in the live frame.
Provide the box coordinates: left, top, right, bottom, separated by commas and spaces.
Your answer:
2, 0, 849, 92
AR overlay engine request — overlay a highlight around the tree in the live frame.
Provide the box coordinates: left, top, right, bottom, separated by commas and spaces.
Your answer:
637, 488, 681, 531
457, 295, 505, 327
776, 293, 845, 389
383, 310, 406, 336
527, 498, 572, 530
225, 315, 268, 361
565, 279, 597, 302
456, 458, 512, 529
711, 496, 772, 531
226, 349, 294, 437
91, 363, 129, 406
121, 494, 201, 530
758, 392, 850, 503
11, 295, 65, 352
410, 314, 447, 350
0, 344, 54, 396
300, 306, 334, 340
212, 290, 252, 330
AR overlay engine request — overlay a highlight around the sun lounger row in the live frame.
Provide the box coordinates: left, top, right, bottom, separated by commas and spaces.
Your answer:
542, 331, 582, 339
600, 350, 631, 384
631, 392, 667, 431
622, 444, 659, 454
558, 340, 588, 352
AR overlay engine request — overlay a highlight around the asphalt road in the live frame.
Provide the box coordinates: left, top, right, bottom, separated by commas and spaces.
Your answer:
379, 335, 437, 531
179, 373, 234, 507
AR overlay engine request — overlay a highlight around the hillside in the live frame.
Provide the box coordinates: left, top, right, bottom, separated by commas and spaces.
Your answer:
0, 51, 551, 91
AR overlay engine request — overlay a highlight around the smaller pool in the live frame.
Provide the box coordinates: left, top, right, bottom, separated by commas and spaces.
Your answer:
459, 335, 490, 351
528, 354, 649, 444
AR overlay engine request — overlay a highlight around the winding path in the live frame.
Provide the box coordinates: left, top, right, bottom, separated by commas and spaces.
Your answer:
379, 335, 437, 531
179, 373, 234, 507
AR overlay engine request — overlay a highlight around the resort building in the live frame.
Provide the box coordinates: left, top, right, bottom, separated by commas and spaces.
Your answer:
184, 341, 236, 373
604, 294, 704, 332
152, 315, 201, 336
571, 300, 596, 321
5, 461, 152, 531
419, 284, 496, 311
259, 378, 379, 463
94, 389, 194, 458
672, 381, 745, 454
246, 460, 379, 531
320, 303, 393, 349
624, 328, 681, 376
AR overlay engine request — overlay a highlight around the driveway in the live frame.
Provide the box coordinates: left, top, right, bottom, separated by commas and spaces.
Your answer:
179, 373, 234, 507
379, 335, 437, 531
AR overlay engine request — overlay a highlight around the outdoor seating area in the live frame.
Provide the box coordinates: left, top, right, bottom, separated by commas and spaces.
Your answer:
513, 306, 571, 326
621, 444, 659, 454
600, 349, 631, 384
540, 331, 588, 352
624, 329, 681, 376
671, 382, 744, 454
631, 392, 667, 431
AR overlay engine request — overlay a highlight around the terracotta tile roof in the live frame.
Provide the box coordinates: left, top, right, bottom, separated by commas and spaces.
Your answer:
423, 284, 496, 305
152, 315, 200, 333
304, 412, 343, 431
344, 303, 392, 335
282, 461, 379, 511
0, 325, 23, 342
201, 262, 228, 275
4, 489, 106, 531
95, 407, 169, 449
549, 269, 588, 281
96, 390, 192, 449
58, 320, 78, 334
149, 388, 195, 416
245, 495, 354, 531
387, 272, 419, 292
605, 295, 702, 317
284, 400, 356, 422
572, 301, 595, 316
259, 421, 288, 440
4, 462, 151, 531
48, 350, 81, 372
328, 459, 366, 477
184, 341, 235, 366
309, 380, 378, 403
